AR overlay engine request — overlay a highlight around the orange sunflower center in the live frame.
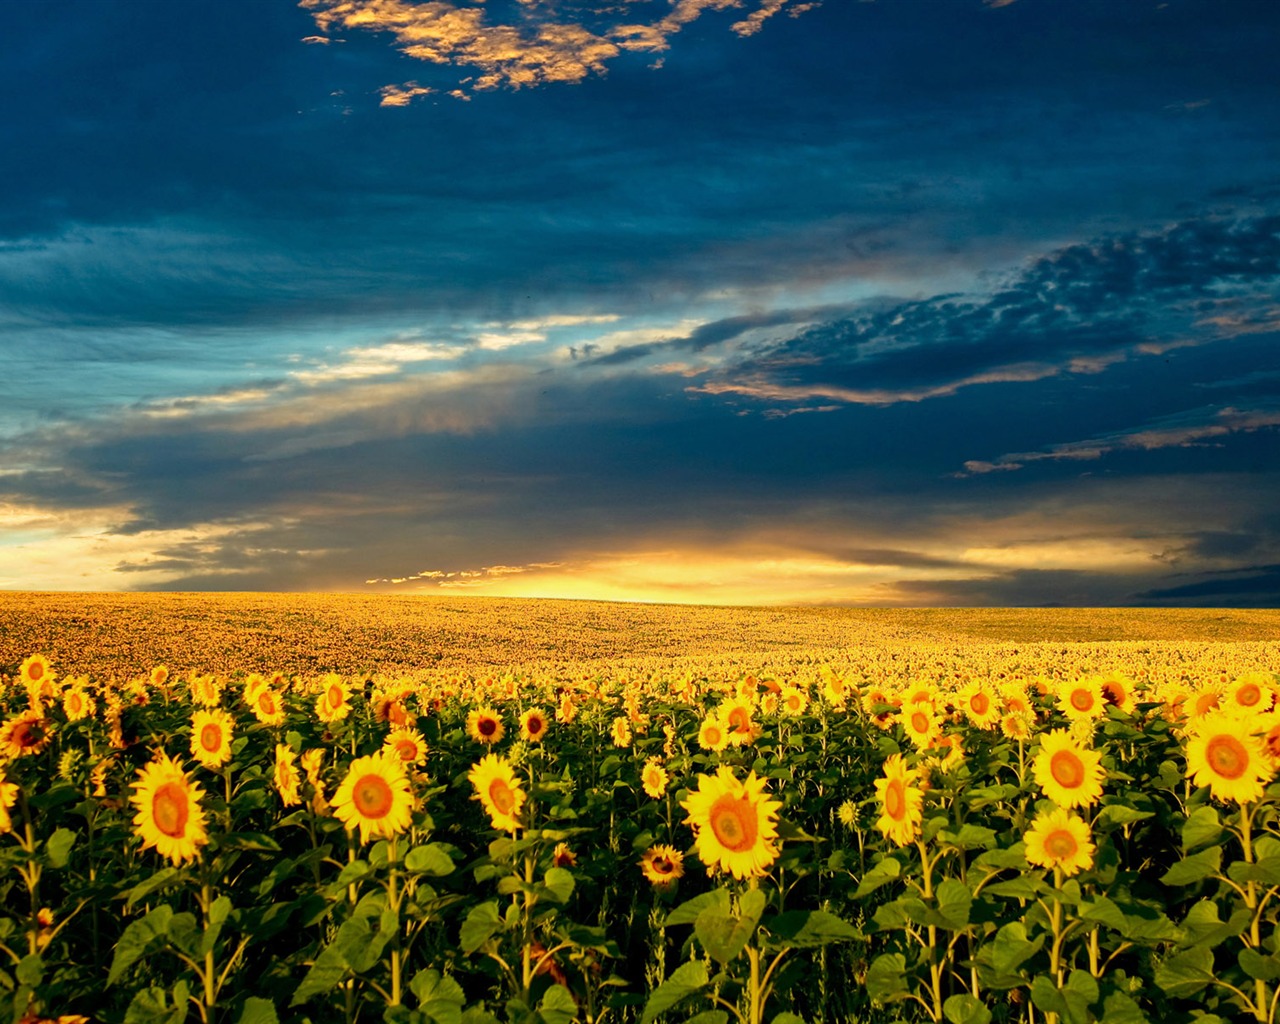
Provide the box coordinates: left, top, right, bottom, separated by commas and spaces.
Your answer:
970, 693, 990, 715
704, 724, 724, 744
15, 721, 45, 750
394, 739, 417, 761
1102, 683, 1125, 706
1044, 828, 1077, 860
152, 782, 191, 837
1050, 750, 1086, 789
258, 693, 277, 714
488, 777, 516, 814
200, 723, 223, 751
727, 707, 751, 733
651, 854, 674, 875
1070, 689, 1094, 712
708, 793, 759, 852
353, 774, 394, 818
526, 716, 545, 737
1195, 692, 1220, 715
1206, 735, 1249, 779
327, 685, 344, 708
1236, 684, 1261, 707
478, 717, 497, 737
911, 712, 931, 733
29, 663, 44, 681
67, 693, 83, 714
884, 779, 906, 821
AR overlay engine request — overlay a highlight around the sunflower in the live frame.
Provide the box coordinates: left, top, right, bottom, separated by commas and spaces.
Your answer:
466, 707, 505, 746
956, 681, 1001, 730
150, 666, 170, 689
315, 674, 353, 724
1187, 686, 1222, 723
1024, 806, 1095, 876
874, 754, 925, 847
19, 654, 55, 692
556, 694, 578, 724
242, 674, 267, 707
641, 757, 669, 799
1185, 712, 1272, 804
0, 710, 53, 759
552, 842, 577, 868
611, 716, 633, 748
1097, 672, 1137, 715
331, 751, 414, 843
519, 708, 549, 743
383, 727, 429, 766
250, 687, 286, 727
639, 844, 685, 887
1001, 713, 1033, 742
274, 744, 302, 807
681, 767, 781, 880
1032, 730, 1105, 809
779, 685, 808, 716
468, 753, 526, 832
1000, 685, 1034, 719
189, 709, 234, 770
1223, 673, 1276, 718
188, 674, 223, 707
697, 714, 730, 753
822, 671, 849, 707
0, 779, 18, 833
1057, 677, 1106, 721
61, 684, 96, 723
129, 753, 209, 865
721, 699, 759, 746
902, 703, 941, 750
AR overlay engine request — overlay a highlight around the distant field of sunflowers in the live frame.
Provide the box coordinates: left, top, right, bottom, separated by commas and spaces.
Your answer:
1, 594, 1279, 1024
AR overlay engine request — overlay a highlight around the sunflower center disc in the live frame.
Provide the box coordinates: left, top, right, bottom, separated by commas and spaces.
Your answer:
1050, 750, 1086, 789
152, 782, 191, 837
970, 693, 989, 715
489, 778, 515, 814
885, 779, 906, 820
1070, 689, 1093, 712
1044, 829, 1077, 860
201, 724, 222, 751
912, 712, 930, 733
1237, 685, 1260, 707
709, 794, 758, 851
1206, 735, 1248, 779
353, 774, 393, 818
328, 685, 344, 707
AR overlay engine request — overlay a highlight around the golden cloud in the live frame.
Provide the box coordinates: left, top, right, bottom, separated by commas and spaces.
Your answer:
301, 0, 820, 100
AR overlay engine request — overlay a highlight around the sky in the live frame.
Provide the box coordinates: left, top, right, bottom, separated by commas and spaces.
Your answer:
1, 0, 1279, 606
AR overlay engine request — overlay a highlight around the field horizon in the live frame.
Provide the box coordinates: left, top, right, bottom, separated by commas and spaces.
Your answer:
2, 591, 1277, 679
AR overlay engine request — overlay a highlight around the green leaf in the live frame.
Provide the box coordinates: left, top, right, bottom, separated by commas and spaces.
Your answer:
687, 1014, 729, 1024
695, 908, 753, 965
410, 970, 466, 1024
1228, 856, 1280, 886
935, 878, 972, 930
45, 827, 76, 869
985, 876, 1048, 900
641, 960, 710, 1024
405, 844, 455, 877
536, 984, 577, 1024
125, 868, 183, 909
1181, 805, 1222, 851
947, 825, 998, 850
866, 953, 910, 1004
236, 997, 280, 1024
543, 867, 575, 905
460, 902, 503, 953
1154, 946, 1216, 997
291, 918, 371, 1005
765, 910, 858, 949
1098, 990, 1149, 1024
769, 1015, 804, 1024
667, 889, 731, 927
1239, 949, 1280, 982
1160, 846, 1221, 886
1078, 896, 1127, 933
15, 954, 43, 987
1062, 970, 1099, 1024
990, 922, 1044, 976
854, 856, 901, 897
109, 905, 174, 986
167, 912, 200, 957
1095, 804, 1154, 829
972, 846, 1028, 872
1179, 900, 1252, 947
944, 994, 993, 1024
125, 981, 190, 1024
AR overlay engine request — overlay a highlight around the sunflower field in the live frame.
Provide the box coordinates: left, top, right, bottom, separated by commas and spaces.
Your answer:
3, 635, 1280, 1024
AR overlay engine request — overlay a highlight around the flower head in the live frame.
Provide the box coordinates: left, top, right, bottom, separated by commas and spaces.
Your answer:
1024, 806, 1095, 876
681, 767, 781, 880
130, 753, 209, 865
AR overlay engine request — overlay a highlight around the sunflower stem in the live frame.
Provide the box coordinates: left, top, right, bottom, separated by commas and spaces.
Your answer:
388, 833, 402, 1006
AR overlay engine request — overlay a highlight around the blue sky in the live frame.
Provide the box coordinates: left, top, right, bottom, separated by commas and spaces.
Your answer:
2, 0, 1278, 604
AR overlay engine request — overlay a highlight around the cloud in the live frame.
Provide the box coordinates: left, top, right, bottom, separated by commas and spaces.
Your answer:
302, 0, 822, 99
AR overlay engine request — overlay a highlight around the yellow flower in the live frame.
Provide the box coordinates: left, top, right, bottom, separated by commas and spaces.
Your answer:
1097, 672, 1137, 715
556, 695, 577, 724
721, 698, 759, 746
639, 844, 685, 887
1032, 730, 1105, 810
331, 751, 414, 843
250, 687, 286, 727
468, 753, 526, 832
874, 754, 924, 847
188, 674, 223, 707
901, 703, 941, 750
681, 767, 781, 880
779, 685, 808, 717
189, 709, 234, 770
519, 707, 549, 743
0, 779, 18, 834
0, 710, 53, 759
129, 754, 209, 865
1185, 712, 1273, 804
1001, 713, 1033, 742
1024, 806, 1095, 876
150, 665, 170, 689
466, 707, 505, 745
1056, 677, 1106, 722
1223, 673, 1276, 717
383, 727, 429, 766
315, 674, 352, 724
61, 684, 96, 723
274, 744, 302, 807
552, 842, 576, 868
19, 654, 55, 691
697, 713, 729, 752
611, 716, 632, 748
956, 681, 1001, 729
641, 757, 669, 799
837, 799, 857, 827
